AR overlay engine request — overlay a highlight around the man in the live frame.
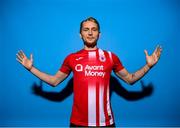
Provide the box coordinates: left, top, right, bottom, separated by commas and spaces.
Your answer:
16, 17, 162, 127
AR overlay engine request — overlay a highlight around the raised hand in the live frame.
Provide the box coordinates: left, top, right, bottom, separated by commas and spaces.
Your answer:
16, 50, 33, 70
144, 45, 162, 68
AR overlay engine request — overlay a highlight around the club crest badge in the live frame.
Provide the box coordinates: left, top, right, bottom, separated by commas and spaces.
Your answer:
98, 49, 106, 62
99, 55, 106, 62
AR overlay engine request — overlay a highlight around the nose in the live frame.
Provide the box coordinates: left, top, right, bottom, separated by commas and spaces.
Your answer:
88, 30, 92, 35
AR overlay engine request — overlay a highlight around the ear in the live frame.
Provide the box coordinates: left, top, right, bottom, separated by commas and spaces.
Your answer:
79, 33, 82, 38
99, 32, 101, 37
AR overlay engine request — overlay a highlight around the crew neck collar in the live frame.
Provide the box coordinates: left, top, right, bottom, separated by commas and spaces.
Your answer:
82, 48, 99, 52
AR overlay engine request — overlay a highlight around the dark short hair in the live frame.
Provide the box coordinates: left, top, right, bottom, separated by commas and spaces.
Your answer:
80, 17, 100, 33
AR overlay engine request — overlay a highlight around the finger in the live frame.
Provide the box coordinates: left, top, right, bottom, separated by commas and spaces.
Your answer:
16, 54, 23, 63
16, 53, 23, 61
20, 50, 26, 58
153, 45, 159, 55
144, 50, 149, 56
158, 45, 162, 53
19, 50, 26, 59
157, 45, 163, 52
155, 45, 159, 53
157, 49, 161, 57
154, 55, 158, 62
154, 45, 162, 58
30, 54, 33, 62
156, 45, 161, 52
152, 54, 157, 62
157, 46, 162, 58
16, 58, 22, 64
18, 50, 24, 58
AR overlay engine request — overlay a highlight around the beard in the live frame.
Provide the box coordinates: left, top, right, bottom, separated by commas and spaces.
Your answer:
84, 41, 97, 48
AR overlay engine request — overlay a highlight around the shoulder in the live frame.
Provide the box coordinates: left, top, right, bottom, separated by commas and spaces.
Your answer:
64, 49, 84, 59
64, 53, 74, 59
102, 49, 121, 62
99, 49, 117, 57
98, 48, 110, 54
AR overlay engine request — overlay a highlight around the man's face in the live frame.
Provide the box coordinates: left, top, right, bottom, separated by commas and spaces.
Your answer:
80, 21, 100, 48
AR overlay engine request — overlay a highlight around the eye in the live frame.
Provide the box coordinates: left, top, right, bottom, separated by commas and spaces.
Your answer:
83, 28, 89, 31
92, 28, 98, 31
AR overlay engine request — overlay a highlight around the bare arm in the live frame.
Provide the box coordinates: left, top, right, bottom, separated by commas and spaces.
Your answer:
30, 68, 68, 86
116, 65, 150, 85
16, 50, 68, 87
116, 45, 162, 85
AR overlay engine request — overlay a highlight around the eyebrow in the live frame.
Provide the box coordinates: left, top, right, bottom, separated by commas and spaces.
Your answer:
82, 27, 98, 29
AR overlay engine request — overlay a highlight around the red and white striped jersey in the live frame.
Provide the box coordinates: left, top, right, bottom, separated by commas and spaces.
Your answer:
59, 48, 124, 126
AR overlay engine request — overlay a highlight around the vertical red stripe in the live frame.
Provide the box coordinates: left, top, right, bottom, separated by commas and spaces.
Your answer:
109, 102, 115, 124
96, 82, 100, 126
103, 84, 110, 126
96, 52, 100, 126
85, 82, 89, 126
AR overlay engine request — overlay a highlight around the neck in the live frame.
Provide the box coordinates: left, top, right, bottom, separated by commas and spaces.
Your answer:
84, 45, 97, 50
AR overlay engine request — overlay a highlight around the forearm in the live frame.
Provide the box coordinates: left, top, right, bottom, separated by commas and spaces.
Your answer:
128, 64, 150, 85
29, 66, 56, 86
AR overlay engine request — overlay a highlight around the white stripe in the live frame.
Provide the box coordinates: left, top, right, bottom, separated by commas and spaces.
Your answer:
89, 51, 96, 61
98, 49, 104, 55
99, 85, 106, 126
99, 49, 106, 62
107, 85, 114, 124
108, 51, 113, 64
88, 85, 96, 126
107, 51, 114, 124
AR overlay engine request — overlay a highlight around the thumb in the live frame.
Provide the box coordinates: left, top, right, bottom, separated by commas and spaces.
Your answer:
30, 54, 33, 62
144, 50, 148, 56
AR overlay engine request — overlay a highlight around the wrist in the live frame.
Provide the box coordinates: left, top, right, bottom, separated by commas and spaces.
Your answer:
28, 65, 33, 72
146, 64, 151, 69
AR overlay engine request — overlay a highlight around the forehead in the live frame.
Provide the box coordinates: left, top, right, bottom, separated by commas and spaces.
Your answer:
82, 21, 98, 28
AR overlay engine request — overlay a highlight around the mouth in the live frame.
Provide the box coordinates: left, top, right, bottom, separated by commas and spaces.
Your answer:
87, 37, 94, 40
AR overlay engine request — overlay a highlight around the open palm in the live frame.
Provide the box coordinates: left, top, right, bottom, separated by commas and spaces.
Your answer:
16, 50, 33, 70
144, 45, 162, 68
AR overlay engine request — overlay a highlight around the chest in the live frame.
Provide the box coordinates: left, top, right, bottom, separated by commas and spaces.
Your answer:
69, 52, 113, 74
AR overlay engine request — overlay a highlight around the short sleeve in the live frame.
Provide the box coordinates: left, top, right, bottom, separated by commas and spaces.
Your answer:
112, 53, 124, 72
59, 54, 72, 74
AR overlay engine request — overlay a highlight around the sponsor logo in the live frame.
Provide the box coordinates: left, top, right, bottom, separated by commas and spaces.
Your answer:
75, 64, 105, 78
75, 64, 83, 72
